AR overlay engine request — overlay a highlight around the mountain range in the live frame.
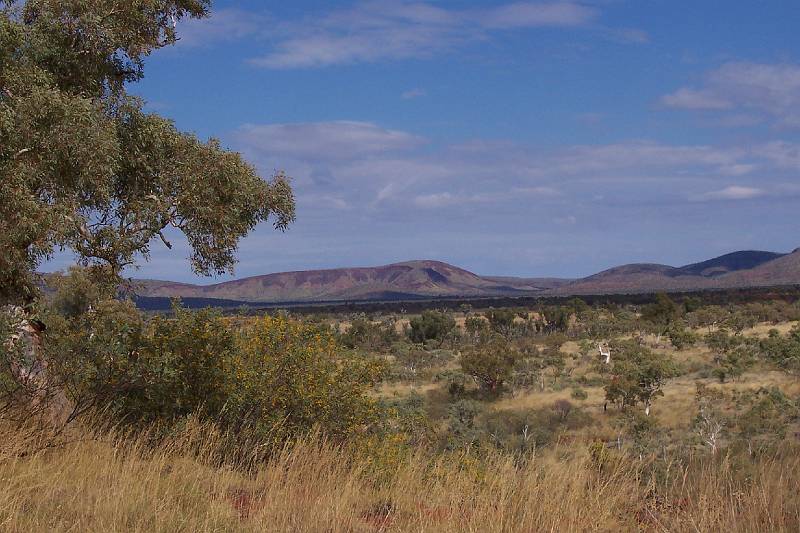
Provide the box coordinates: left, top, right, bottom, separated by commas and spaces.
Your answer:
133, 248, 800, 306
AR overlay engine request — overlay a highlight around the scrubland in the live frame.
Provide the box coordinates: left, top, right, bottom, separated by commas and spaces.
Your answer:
3, 282, 800, 532
1, 420, 799, 532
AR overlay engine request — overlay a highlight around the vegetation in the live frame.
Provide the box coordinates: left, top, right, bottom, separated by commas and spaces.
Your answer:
4, 268, 800, 530
0, 0, 294, 305
2, 2, 800, 532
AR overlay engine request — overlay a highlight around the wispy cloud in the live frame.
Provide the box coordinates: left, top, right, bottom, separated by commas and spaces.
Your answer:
401, 88, 427, 99
231, 120, 800, 216
176, 8, 267, 47
236, 1, 639, 69
661, 62, 800, 127
661, 88, 731, 110
413, 187, 559, 208
479, 2, 596, 29
691, 185, 766, 202
234, 121, 423, 161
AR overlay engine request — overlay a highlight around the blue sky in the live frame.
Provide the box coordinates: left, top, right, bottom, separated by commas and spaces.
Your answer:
55, 0, 800, 281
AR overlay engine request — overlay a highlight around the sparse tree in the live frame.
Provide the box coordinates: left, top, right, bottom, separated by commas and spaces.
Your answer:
604, 341, 677, 415
693, 383, 725, 454
484, 308, 516, 337
641, 293, 680, 339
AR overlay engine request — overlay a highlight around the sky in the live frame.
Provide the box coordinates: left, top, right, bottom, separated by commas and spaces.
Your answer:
52, 0, 800, 281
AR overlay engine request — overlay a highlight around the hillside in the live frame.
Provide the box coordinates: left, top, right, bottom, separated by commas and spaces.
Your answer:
557, 249, 798, 295
134, 260, 552, 303
130, 249, 800, 305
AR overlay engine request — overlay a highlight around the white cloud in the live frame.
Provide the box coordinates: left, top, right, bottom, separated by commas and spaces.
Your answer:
662, 62, 800, 127
176, 8, 266, 47
401, 88, 426, 99
299, 194, 351, 210
480, 2, 597, 29
230, 120, 800, 218
661, 88, 731, 110
414, 192, 457, 208
234, 121, 423, 161
692, 186, 765, 202
413, 187, 559, 208
244, 1, 638, 68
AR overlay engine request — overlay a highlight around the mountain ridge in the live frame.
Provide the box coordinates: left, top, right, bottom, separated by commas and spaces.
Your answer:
130, 249, 800, 305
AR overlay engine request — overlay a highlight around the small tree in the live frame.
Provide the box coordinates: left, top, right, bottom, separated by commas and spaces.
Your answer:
484, 308, 517, 337
693, 383, 726, 454
229, 316, 386, 442
408, 310, 455, 346
641, 293, 680, 337
464, 315, 489, 339
667, 325, 697, 351
712, 345, 755, 383
460, 335, 521, 395
604, 341, 677, 415
541, 306, 570, 334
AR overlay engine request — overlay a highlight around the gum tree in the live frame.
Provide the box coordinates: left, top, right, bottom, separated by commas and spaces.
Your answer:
1, 0, 295, 305
604, 340, 677, 416
1, 0, 294, 427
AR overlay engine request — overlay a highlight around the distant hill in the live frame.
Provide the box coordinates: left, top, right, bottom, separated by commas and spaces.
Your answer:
134, 260, 568, 303
556, 249, 799, 295
675, 250, 786, 278
128, 249, 800, 307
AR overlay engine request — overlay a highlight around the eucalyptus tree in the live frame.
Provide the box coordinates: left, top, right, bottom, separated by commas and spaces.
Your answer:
1, 0, 295, 305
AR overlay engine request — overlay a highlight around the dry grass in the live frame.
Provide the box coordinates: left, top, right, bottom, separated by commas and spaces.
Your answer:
1, 420, 799, 532
744, 321, 799, 338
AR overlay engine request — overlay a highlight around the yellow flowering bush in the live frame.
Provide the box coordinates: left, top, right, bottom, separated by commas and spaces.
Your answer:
223, 315, 387, 443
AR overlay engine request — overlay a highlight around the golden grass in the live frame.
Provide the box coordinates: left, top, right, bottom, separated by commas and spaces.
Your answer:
744, 321, 799, 338
1, 420, 799, 532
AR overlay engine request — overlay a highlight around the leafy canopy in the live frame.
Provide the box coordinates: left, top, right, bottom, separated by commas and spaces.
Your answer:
0, 0, 295, 304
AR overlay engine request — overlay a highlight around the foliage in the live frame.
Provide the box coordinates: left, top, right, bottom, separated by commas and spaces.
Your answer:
759, 326, 800, 374
730, 387, 799, 455
444, 399, 482, 450
712, 345, 755, 383
641, 293, 680, 333
391, 346, 452, 379
603, 340, 677, 413
39, 271, 386, 445
464, 315, 489, 339
408, 310, 455, 346
667, 326, 697, 350
340, 315, 398, 352
227, 315, 386, 443
571, 387, 588, 400
43, 294, 147, 423
460, 335, 521, 394
0, 0, 294, 305
540, 306, 570, 334
484, 308, 517, 336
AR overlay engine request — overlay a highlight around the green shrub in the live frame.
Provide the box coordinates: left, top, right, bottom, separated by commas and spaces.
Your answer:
460, 335, 521, 395
408, 311, 455, 346
226, 315, 386, 442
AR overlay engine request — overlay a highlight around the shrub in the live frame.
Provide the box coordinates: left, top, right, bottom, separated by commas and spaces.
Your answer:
408, 311, 455, 346
464, 316, 489, 338
484, 308, 517, 336
667, 326, 697, 350
226, 315, 387, 442
340, 316, 398, 351
604, 341, 677, 415
460, 335, 521, 395
571, 388, 588, 401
